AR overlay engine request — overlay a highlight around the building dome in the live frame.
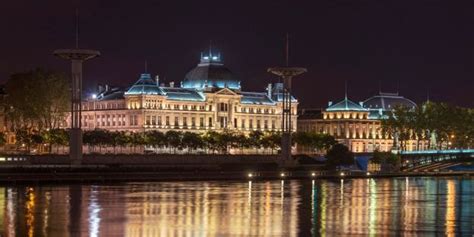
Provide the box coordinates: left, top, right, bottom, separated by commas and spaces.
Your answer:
181, 52, 241, 90
363, 92, 416, 111
125, 73, 163, 95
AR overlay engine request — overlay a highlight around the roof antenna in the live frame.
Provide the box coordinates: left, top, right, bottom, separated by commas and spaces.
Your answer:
285, 33, 289, 67
378, 80, 382, 94
396, 79, 400, 95
427, 88, 430, 103
344, 80, 348, 100
209, 40, 212, 57
75, 8, 79, 48
144, 60, 148, 73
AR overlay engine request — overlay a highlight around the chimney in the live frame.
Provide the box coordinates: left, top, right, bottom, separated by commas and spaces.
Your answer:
155, 75, 160, 86
105, 84, 110, 92
328, 101, 333, 107
169, 81, 175, 88
267, 83, 272, 97
98, 84, 104, 93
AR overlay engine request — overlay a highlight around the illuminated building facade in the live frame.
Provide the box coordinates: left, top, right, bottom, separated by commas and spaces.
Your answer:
74, 51, 297, 134
298, 92, 428, 153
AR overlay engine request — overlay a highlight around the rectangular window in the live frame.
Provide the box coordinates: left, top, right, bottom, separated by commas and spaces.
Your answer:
256, 119, 260, 129
209, 117, 213, 127
151, 116, 156, 125
174, 117, 179, 128
191, 117, 196, 128
145, 115, 151, 125
200, 117, 204, 128
249, 119, 253, 129
234, 118, 237, 128
272, 120, 276, 130
157, 116, 162, 126
166, 116, 170, 126
183, 117, 187, 128
264, 120, 268, 130
241, 119, 245, 128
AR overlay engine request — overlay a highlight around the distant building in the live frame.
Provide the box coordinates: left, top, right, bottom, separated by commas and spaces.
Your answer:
297, 92, 427, 154
71, 51, 297, 134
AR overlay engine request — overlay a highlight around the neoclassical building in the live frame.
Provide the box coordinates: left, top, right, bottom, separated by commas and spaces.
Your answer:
75, 51, 297, 134
298, 92, 427, 153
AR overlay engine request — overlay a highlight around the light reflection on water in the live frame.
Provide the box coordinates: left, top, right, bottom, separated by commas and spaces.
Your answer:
0, 177, 472, 236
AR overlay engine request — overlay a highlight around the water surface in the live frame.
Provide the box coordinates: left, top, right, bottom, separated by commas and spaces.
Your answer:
0, 177, 473, 236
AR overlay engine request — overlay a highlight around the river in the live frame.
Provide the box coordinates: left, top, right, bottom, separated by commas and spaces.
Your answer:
0, 177, 472, 236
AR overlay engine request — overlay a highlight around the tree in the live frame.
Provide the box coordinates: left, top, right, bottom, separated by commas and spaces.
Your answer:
248, 130, 264, 153
262, 131, 281, 154
203, 131, 220, 154
293, 131, 337, 154
0, 132, 6, 147
4, 69, 69, 133
181, 132, 204, 153
325, 143, 354, 169
235, 133, 250, 154
165, 131, 182, 153
130, 132, 146, 153
145, 130, 165, 150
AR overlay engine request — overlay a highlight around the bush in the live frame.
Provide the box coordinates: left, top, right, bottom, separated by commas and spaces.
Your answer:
325, 143, 354, 169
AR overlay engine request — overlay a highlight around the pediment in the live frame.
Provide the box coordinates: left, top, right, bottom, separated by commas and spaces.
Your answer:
214, 88, 238, 96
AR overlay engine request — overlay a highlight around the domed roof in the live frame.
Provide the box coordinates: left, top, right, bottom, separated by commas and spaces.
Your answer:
181, 52, 240, 90
363, 92, 416, 111
125, 73, 163, 95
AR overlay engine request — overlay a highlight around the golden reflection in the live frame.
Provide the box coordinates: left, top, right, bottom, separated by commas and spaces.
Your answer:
0, 178, 470, 236
25, 187, 35, 237
368, 179, 377, 237
445, 180, 456, 236
124, 181, 299, 236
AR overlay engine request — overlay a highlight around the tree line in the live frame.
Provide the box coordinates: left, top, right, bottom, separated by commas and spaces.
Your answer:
82, 129, 337, 155
381, 102, 474, 150
1, 127, 338, 155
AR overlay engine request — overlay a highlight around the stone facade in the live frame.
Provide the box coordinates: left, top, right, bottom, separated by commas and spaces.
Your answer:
67, 52, 297, 134
298, 92, 428, 154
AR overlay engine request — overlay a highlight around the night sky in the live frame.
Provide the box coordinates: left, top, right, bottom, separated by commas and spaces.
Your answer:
1, 0, 473, 108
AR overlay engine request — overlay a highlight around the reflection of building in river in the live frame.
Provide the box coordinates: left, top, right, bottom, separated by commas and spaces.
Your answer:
311, 178, 472, 236
124, 182, 299, 237
0, 179, 471, 236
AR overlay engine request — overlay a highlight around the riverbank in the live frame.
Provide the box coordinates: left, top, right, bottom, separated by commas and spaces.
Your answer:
0, 165, 471, 184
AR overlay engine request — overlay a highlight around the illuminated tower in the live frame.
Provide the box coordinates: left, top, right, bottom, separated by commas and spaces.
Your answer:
53, 11, 100, 165
268, 34, 306, 164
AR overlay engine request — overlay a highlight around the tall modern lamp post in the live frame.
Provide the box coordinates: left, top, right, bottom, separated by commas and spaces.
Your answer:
268, 35, 306, 165
53, 11, 100, 164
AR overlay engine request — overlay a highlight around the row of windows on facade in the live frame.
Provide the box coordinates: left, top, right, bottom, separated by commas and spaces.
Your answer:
300, 123, 381, 132
81, 114, 292, 130
81, 114, 136, 127
324, 113, 369, 120
128, 102, 284, 114
83, 102, 125, 110
144, 115, 285, 130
